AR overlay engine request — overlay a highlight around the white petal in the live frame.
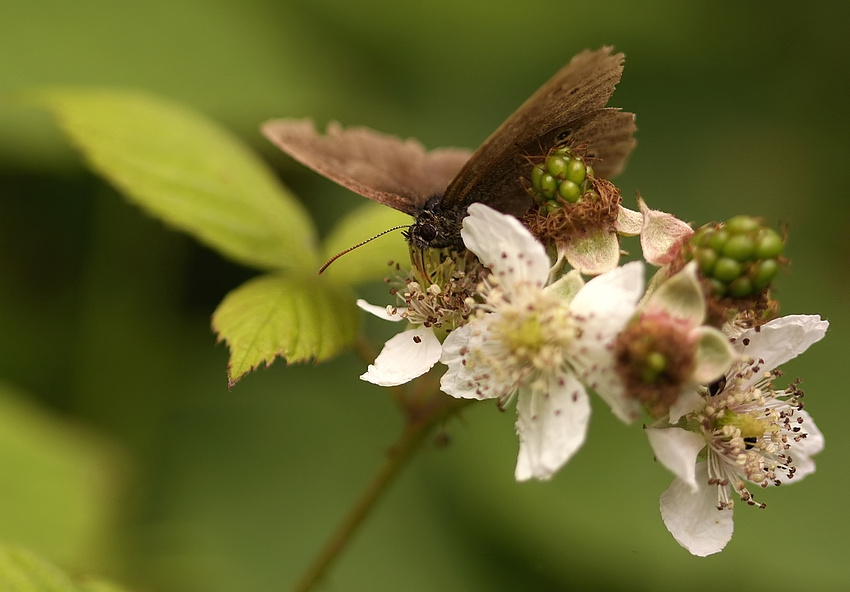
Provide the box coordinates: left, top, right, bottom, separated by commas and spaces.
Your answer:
560, 229, 620, 275
356, 299, 407, 322
660, 463, 734, 556
646, 427, 705, 492
514, 373, 591, 481
439, 325, 500, 400
735, 315, 828, 372
569, 261, 644, 331
461, 203, 550, 294
569, 262, 645, 422
360, 327, 442, 387
791, 409, 825, 459
581, 348, 641, 423
773, 410, 823, 485
668, 389, 703, 423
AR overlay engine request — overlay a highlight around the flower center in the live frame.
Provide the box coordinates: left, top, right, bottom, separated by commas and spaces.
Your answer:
387, 249, 484, 337
695, 358, 808, 510
613, 314, 696, 418
505, 314, 545, 353
482, 284, 577, 372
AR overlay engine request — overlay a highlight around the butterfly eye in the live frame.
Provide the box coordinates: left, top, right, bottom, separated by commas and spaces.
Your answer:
411, 220, 438, 246
418, 223, 438, 244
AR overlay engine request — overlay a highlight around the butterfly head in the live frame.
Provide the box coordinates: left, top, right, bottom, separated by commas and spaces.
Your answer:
405, 196, 465, 250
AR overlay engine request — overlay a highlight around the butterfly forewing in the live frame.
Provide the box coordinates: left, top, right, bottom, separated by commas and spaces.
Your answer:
261, 119, 472, 216
440, 46, 635, 214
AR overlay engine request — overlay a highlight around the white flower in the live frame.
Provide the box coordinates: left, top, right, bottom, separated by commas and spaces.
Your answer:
358, 251, 483, 387
440, 204, 644, 481
647, 314, 828, 556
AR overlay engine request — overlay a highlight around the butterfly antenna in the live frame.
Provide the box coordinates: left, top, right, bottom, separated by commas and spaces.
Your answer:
318, 225, 408, 274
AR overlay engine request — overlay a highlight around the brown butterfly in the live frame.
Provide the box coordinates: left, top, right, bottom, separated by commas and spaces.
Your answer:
262, 46, 635, 250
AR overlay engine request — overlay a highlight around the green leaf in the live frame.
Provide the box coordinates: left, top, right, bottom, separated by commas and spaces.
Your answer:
321, 201, 412, 285
0, 546, 131, 592
31, 89, 318, 272
0, 383, 116, 570
212, 274, 359, 385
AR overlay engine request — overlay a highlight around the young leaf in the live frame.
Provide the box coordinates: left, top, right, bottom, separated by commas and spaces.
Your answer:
32, 90, 317, 272
320, 201, 412, 284
212, 274, 359, 385
0, 545, 131, 592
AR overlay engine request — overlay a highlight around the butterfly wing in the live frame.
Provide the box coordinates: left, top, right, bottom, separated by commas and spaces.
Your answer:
262, 119, 472, 216
441, 46, 636, 215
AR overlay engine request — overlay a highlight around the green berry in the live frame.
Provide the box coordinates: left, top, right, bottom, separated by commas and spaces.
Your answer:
558, 179, 582, 203
707, 229, 729, 252
728, 276, 753, 298
539, 173, 557, 198
695, 247, 717, 275
754, 228, 783, 259
721, 234, 756, 261
707, 278, 727, 297
691, 227, 709, 247
546, 154, 568, 178
531, 165, 545, 190
565, 158, 587, 185
752, 258, 779, 289
725, 215, 761, 234
583, 189, 600, 202
713, 257, 742, 283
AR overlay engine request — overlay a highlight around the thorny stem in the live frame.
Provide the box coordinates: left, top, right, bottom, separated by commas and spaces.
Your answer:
293, 355, 471, 592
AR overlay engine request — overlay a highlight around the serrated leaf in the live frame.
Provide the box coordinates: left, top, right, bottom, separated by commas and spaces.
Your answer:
213, 274, 359, 385
0, 546, 131, 592
321, 201, 413, 284
31, 89, 317, 272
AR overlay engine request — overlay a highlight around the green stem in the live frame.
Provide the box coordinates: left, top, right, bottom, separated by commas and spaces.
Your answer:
292, 391, 470, 592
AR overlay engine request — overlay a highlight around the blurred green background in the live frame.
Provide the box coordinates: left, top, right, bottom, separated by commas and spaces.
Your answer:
2, 1, 849, 590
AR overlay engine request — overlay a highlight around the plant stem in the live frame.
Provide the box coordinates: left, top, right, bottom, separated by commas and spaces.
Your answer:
292, 390, 470, 592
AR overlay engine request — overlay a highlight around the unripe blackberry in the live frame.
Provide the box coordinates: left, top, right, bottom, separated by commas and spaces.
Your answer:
682, 215, 784, 298
528, 147, 595, 207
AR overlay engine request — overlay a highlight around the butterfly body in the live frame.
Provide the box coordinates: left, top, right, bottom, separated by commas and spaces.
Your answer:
263, 47, 636, 252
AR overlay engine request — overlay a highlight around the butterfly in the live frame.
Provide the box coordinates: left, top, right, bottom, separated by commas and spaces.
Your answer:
262, 46, 636, 251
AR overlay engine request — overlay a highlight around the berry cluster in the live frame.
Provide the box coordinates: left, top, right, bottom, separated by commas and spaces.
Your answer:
529, 148, 598, 210
683, 215, 784, 298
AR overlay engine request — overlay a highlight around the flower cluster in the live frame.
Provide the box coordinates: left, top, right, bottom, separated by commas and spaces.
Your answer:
359, 200, 827, 556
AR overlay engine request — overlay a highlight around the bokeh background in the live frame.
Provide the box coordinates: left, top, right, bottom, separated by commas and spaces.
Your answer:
2, 1, 849, 590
